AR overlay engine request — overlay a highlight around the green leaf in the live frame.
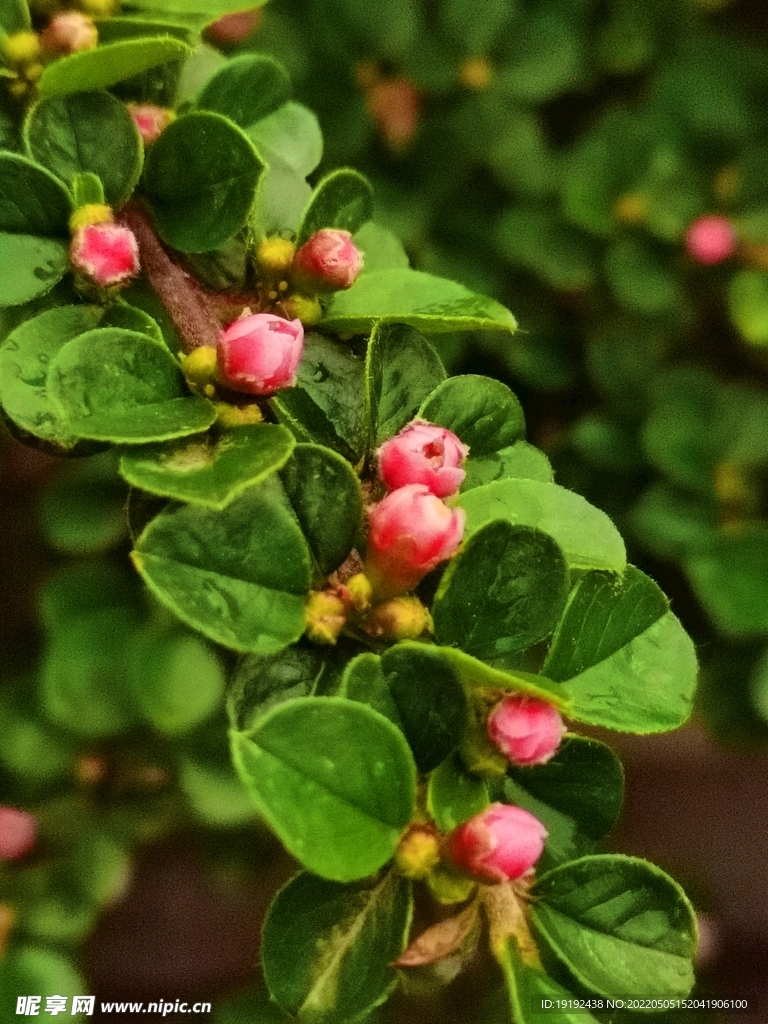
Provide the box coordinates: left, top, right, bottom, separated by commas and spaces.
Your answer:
320, 268, 518, 335
0, 948, 87, 1020
532, 855, 696, 998
365, 321, 446, 448
38, 37, 190, 98
354, 221, 409, 273
24, 91, 143, 208
418, 375, 525, 458
685, 524, 768, 635
38, 452, 127, 555
438, 647, 572, 712
196, 53, 291, 129
339, 652, 403, 727
247, 101, 323, 178
100, 300, 164, 343
94, 15, 196, 43
544, 567, 697, 733
503, 737, 623, 870
179, 758, 257, 827
604, 236, 682, 315
433, 521, 569, 659
497, 938, 603, 1024
120, 424, 295, 508
0, 153, 71, 235
280, 443, 362, 578
630, 484, 717, 561
231, 696, 416, 881
0, 233, 69, 307
262, 870, 411, 1022
250, 151, 312, 237
456, 479, 626, 572
427, 752, 489, 833
728, 269, 768, 346
132, 485, 312, 653
128, 627, 225, 734
462, 442, 554, 491
270, 331, 366, 463
47, 328, 215, 443
0, 305, 100, 446
297, 168, 374, 246
143, 111, 264, 252
125, 0, 265, 18
0, 0, 30, 34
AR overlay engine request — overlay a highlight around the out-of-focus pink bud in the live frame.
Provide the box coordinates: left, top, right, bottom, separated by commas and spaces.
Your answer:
377, 420, 469, 498
447, 803, 547, 884
126, 103, 174, 146
207, 8, 263, 46
291, 229, 364, 293
70, 222, 140, 288
685, 215, 737, 265
366, 483, 465, 597
366, 78, 420, 151
0, 807, 37, 861
39, 12, 97, 54
487, 694, 567, 766
217, 312, 304, 396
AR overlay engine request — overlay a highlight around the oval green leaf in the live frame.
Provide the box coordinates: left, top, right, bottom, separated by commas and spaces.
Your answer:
297, 168, 374, 246
196, 53, 291, 129
0, 232, 69, 308
427, 753, 490, 833
231, 696, 416, 881
38, 37, 191, 98
418, 375, 525, 457
462, 441, 554, 491
0, 153, 72, 236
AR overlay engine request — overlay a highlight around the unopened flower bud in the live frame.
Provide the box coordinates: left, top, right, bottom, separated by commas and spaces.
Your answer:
40, 12, 97, 54
207, 7, 263, 46
2, 31, 41, 65
217, 312, 304, 396
685, 215, 737, 265
126, 103, 175, 146
447, 803, 547, 884
366, 78, 420, 151
0, 807, 37, 861
255, 236, 295, 280
366, 484, 465, 598
364, 595, 432, 640
305, 590, 347, 644
487, 694, 566, 767
395, 824, 440, 879
281, 293, 323, 326
344, 572, 373, 612
69, 222, 140, 289
291, 229, 363, 293
180, 345, 218, 394
377, 420, 469, 498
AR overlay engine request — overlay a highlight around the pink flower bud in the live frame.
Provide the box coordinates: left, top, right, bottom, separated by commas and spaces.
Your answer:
366, 483, 465, 597
292, 229, 364, 293
126, 103, 174, 146
366, 78, 420, 151
685, 215, 737, 265
377, 420, 469, 498
447, 803, 547, 884
487, 694, 567, 766
69, 222, 140, 288
0, 807, 37, 861
217, 312, 304, 396
207, 7, 263, 45
39, 12, 97, 54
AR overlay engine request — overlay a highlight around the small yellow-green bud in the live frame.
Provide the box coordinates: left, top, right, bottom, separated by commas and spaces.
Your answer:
426, 864, 477, 905
2, 31, 41, 65
395, 824, 441, 880
345, 572, 373, 613
305, 590, 347, 644
213, 402, 264, 428
180, 346, 218, 390
364, 595, 432, 640
281, 293, 323, 325
459, 56, 492, 90
613, 193, 646, 225
68, 203, 113, 233
255, 236, 295, 279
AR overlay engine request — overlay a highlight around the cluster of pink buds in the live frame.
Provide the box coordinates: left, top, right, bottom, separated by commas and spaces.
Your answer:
0, 806, 37, 861
217, 311, 304, 396
365, 421, 469, 599
69, 212, 140, 290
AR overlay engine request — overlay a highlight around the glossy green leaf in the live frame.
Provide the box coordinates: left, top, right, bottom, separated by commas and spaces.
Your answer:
250, 150, 312, 237
94, 15, 195, 43
262, 870, 411, 1022
0, 153, 71, 235
0, 233, 69, 307
439, 647, 572, 712
100, 301, 164, 343
418, 375, 525, 457
0, 304, 100, 446
126, 0, 265, 17
120, 424, 295, 508
427, 753, 489, 833
279, 443, 362, 577
231, 696, 417, 881
544, 567, 697, 733
196, 53, 291, 129
457, 479, 626, 572
320, 269, 518, 335
0, 0, 30, 34
132, 485, 312, 653
38, 37, 190, 97
462, 442, 554, 491
504, 737, 623, 870
47, 328, 215, 443
365, 321, 446, 448
340, 653, 403, 727
247, 101, 323, 178
685, 525, 768, 635
128, 627, 225, 734
434, 521, 569, 659
354, 220, 409, 273
498, 938, 603, 1024
532, 855, 697, 998
270, 331, 366, 462
24, 91, 143, 208
297, 168, 374, 245
143, 111, 264, 252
